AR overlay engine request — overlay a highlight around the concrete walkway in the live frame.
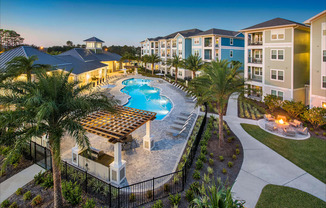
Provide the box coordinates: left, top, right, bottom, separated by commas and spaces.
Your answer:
206, 93, 326, 208
0, 164, 44, 203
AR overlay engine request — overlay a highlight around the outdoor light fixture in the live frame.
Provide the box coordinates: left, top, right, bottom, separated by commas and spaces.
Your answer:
322, 102, 326, 109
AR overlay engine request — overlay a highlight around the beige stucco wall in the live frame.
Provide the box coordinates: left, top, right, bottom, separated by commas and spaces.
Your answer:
293, 28, 310, 90
79, 155, 110, 181
265, 28, 292, 43
264, 47, 292, 89
311, 15, 326, 98
293, 88, 306, 103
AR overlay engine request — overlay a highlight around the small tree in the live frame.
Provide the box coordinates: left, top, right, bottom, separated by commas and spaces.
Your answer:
147, 54, 161, 75
301, 107, 326, 129
166, 55, 184, 83
282, 100, 306, 119
264, 94, 282, 113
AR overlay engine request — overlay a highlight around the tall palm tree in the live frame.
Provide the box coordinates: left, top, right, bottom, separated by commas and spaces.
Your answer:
0, 71, 118, 208
5, 55, 50, 82
147, 54, 161, 75
166, 55, 184, 82
190, 60, 244, 148
120, 53, 135, 66
141, 54, 150, 72
184, 54, 204, 79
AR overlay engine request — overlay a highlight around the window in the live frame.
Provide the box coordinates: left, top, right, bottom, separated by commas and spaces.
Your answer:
230, 38, 233, 45
215, 49, 219, 58
172, 40, 177, 47
254, 67, 262, 76
194, 50, 199, 56
271, 29, 285, 40
271, 90, 283, 100
271, 49, 284, 60
178, 50, 182, 56
323, 50, 326, 62
178, 71, 182, 76
178, 39, 182, 44
194, 38, 200, 44
323, 76, 326, 89
271, 69, 284, 81
172, 50, 177, 56
230, 50, 233, 58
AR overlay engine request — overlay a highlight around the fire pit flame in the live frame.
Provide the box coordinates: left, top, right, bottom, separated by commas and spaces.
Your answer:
279, 118, 284, 125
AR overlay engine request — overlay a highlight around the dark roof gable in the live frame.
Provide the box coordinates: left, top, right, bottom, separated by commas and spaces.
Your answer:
242, 17, 307, 30
195, 28, 241, 37
83, 37, 104, 43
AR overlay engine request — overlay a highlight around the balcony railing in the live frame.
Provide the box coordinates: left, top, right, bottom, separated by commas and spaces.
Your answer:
248, 57, 263, 64
248, 74, 262, 82
161, 45, 165, 48
172, 44, 177, 48
167, 45, 171, 48
248, 41, 263, 46
215, 44, 219, 47
204, 43, 212, 47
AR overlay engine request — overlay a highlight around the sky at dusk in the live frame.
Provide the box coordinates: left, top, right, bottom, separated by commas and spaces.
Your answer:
0, 0, 324, 47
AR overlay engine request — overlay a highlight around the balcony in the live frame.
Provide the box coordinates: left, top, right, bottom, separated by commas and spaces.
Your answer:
248, 41, 263, 46
161, 45, 165, 48
248, 57, 262, 64
247, 73, 262, 82
167, 45, 171, 48
172, 44, 177, 48
204, 42, 212, 47
248, 32, 263, 46
215, 43, 219, 48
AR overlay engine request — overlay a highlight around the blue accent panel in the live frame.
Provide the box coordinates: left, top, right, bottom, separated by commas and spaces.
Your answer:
192, 49, 202, 58
221, 49, 244, 69
185, 39, 192, 58
221, 37, 244, 47
236, 33, 244, 38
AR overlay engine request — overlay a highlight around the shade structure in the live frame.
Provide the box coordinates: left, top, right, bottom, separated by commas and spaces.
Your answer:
80, 106, 156, 143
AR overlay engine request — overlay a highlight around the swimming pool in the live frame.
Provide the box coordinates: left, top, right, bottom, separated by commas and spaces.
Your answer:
121, 78, 173, 120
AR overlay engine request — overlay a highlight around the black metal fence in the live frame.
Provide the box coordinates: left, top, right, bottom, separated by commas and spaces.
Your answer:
23, 106, 207, 207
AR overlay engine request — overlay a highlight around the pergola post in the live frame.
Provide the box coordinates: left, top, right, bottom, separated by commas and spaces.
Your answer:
143, 120, 154, 151
110, 142, 126, 186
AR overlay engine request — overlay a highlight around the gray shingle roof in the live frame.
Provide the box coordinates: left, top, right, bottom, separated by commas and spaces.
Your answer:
163, 28, 203, 39
83, 37, 104, 43
242, 17, 308, 31
194, 28, 241, 37
59, 48, 121, 62
0, 46, 69, 72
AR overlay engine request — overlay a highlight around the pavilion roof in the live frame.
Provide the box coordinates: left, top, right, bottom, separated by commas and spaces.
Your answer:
80, 106, 156, 143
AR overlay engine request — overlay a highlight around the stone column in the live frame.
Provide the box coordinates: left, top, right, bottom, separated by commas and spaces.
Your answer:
143, 121, 154, 151
110, 142, 126, 186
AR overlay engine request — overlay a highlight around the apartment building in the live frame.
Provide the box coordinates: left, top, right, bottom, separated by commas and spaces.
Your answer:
240, 18, 310, 103
304, 10, 326, 108
190, 28, 244, 77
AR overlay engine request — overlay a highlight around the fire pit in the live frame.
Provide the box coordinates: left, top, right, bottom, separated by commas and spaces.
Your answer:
275, 116, 289, 129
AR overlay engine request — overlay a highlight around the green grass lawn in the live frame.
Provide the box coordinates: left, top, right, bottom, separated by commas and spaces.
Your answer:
256, 184, 326, 208
241, 124, 326, 183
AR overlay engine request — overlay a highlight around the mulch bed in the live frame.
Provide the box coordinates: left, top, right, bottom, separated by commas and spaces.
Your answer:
144, 117, 244, 208
0, 155, 33, 183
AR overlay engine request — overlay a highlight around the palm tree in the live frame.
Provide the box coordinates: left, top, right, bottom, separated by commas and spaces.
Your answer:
166, 55, 184, 82
120, 53, 135, 66
190, 60, 244, 148
141, 54, 150, 72
147, 54, 161, 75
5, 55, 50, 82
184, 54, 204, 79
0, 71, 118, 207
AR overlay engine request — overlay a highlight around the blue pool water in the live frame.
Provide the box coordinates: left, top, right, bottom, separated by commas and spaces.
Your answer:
121, 78, 173, 120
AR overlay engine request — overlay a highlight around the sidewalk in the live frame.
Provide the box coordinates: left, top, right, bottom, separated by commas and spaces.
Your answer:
0, 164, 44, 203
206, 93, 326, 208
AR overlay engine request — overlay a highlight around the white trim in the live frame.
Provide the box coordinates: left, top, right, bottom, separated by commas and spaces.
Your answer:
270, 69, 285, 82
291, 27, 294, 100
230, 50, 233, 58
322, 75, 326, 89
270, 49, 285, 61
220, 46, 244, 50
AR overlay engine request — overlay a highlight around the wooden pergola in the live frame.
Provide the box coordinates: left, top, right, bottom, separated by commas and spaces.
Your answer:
80, 106, 156, 144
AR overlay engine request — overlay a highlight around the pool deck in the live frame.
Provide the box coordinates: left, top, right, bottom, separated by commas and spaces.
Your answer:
61, 75, 197, 185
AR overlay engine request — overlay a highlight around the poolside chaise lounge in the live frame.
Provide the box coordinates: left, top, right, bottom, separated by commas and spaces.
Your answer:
265, 122, 277, 131
297, 127, 308, 135
167, 127, 188, 137
283, 127, 296, 137
177, 112, 195, 121
289, 119, 302, 128
264, 114, 275, 121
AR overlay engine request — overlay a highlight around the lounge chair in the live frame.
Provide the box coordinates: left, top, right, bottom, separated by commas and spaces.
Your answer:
265, 122, 277, 131
283, 127, 296, 137
180, 109, 195, 116
289, 119, 302, 128
171, 121, 190, 130
177, 113, 195, 121
264, 114, 275, 122
297, 127, 308, 135
167, 127, 187, 137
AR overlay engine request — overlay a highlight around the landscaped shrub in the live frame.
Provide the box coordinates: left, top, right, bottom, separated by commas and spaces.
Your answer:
219, 156, 224, 161
210, 153, 214, 157
201, 146, 208, 155
222, 168, 227, 174
264, 94, 282, 113
236, 144, 239, 148
195, 160, 203, 170
209, 158, 214, 166
315, 132, 319, 135
185, 189, 194, 202
169, 193, 181, 207
62, 181, 82, 205
227, 136, 234, 143
151, 200, 163, 208
302, 107, 326, 129
203, 173, 211, 184
41, 173, 53, 189
163, 183, 170, 192
82, 198, 96, 208
323, 132, 326, 137
228, 162, 234, 168
236, 148, 240, 155
213, 130, 217, 135
282, 100, 306, 118
34, 171, 45, 185
227, 130, 231, 135
193, 170, 201, 180
198, 153, 207, 163
129, 193, 136, 202
207, 167, 213, 175
190, 181, 200, 192
31, 195, 42, 207
15, 188, 23, 195
1, 199, 10, 208
23, 191, 32, 201
146, 190, 153, 199
232, 154, 237, 160
8, 202, 17, 208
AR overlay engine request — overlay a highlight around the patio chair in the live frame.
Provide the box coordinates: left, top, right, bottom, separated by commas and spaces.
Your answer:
167, 127, 188, 137
283, 127, 296, 137
289, 119, 302, 128
265, 122, 277, 132
264, 114, 275, 122
297, 127, 308, 135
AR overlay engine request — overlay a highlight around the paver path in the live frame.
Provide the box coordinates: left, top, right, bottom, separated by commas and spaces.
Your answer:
0, 164, 44, 203
204, 93, 326, 208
